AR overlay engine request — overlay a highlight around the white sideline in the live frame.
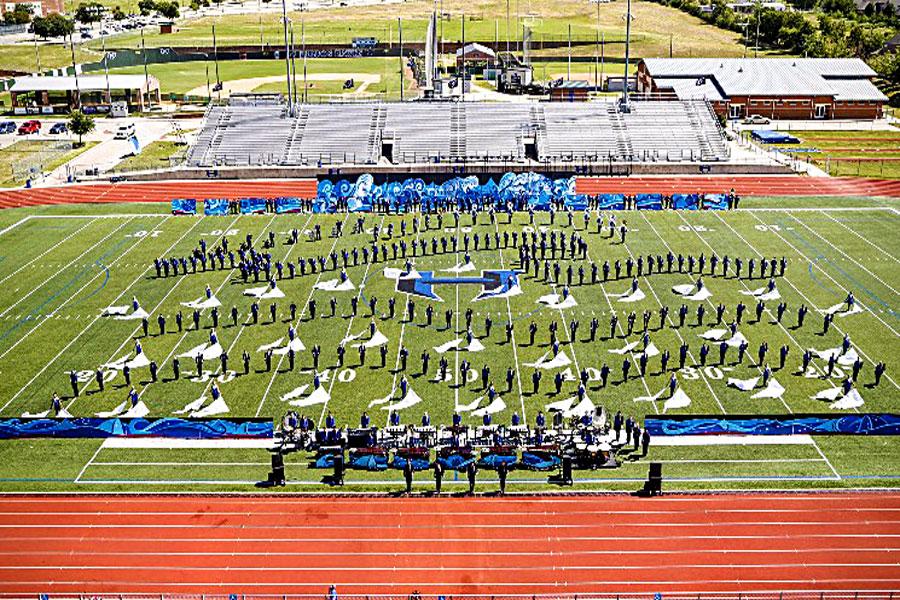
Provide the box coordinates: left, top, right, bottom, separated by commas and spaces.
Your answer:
649, 434, 814, 446
100, 438, 275, 449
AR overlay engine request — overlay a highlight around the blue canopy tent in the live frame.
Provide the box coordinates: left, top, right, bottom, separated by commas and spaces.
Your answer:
171, 199, 196, 215
203, 198, 228, 216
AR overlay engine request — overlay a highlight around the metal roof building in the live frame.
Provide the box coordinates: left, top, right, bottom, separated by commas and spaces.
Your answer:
10, 75, 161, 114
637, 58, 887, 120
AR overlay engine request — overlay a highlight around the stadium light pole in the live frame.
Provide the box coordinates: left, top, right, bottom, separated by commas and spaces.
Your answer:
302, 19, 308, 103
398, 17, 403, 101
290, 22, 298, 106
69, 33, 81, 110
621, 0, 632, 112
212, 24, 221, 102
281, 0, 293, 115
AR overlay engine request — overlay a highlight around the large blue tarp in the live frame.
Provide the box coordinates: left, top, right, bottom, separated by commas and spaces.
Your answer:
0, 417, 273, 439
635, 193, 662, 210
390, 455, 431, 471
204, 198, 229, 216
275, 197, 303, 214
349, 453, 389, 471
520, 451, 561, 471
672, 193, 699, 210
240, 198, 267, 214
171, 199, 196, 215
315, 172, 588, 214
478, 453, 518, 470
703, 194, 729, 211
645, 414, 900, 436
437, 453, 476, 472
597, 194, 625, 210
752, 130, 800, 144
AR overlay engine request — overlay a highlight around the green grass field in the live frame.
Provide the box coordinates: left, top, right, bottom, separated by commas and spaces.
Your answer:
0, 198, 897, 492
0, 141, 98, 188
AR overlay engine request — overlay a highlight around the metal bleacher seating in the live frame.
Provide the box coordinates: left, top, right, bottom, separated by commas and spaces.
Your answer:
185, 98, 730, 168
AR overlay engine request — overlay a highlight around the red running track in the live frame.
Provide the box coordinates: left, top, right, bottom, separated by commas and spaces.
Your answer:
1, 175, 900, 209
0, 493, 898, 595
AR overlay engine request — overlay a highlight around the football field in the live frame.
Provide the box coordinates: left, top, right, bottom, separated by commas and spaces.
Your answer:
0, 198, 897, 492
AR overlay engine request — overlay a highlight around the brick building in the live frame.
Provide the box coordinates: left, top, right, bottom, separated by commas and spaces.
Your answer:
636, 58, 887, 120
2, 0, 64, 18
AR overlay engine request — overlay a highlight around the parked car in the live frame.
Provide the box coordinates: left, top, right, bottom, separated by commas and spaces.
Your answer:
0, 121, 16, 134
743, 114, 771, 125
114, 123, 135, 139
49, 122, 68, 134
17, 120, 41, 135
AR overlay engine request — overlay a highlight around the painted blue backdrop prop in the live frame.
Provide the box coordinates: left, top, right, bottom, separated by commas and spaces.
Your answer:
645, 414, 900, 436
315, 172, 589, 214
171, 199, 196, 215
204, 198, 229, 216
0, 417, 273, 439
276, 197, 303, 213
240, 198, 267, 214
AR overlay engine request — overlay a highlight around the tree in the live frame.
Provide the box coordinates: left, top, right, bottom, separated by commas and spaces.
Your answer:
3, 3, 33, 25
74, 2, 105, 23
67, 110, 95, 147
155, 0, 179, 18
112, 5, 126, 19
31, 13, 74, 38
137, 0, 155, 15
820, 0, 857, 17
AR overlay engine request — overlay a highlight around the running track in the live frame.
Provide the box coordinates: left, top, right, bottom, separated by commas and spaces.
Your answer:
1, 176, 900, 209
0, 493, 898, 595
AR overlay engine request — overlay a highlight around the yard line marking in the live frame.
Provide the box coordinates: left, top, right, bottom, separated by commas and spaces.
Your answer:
65, 215, 237, 413
788, 212, 900, 334
135, 215, 276, 403
818, 210, 900, 266
0, 215, 31, 237
630, 212, 726, 414
492, 216, 526, 421
0, 217, 135, 320
317, 214, 385, 426
738, 211, 899, 391
381, 216, 427, 427
255, 213, 351, 418
0, 215, 181, 415
72, 442, 105, 483
0, 218, 95, 288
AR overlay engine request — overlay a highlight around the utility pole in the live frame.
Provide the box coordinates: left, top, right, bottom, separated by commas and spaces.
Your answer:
281, 0, 292, 115
461, 13, 465, 102
622, 0, 632, 111
290, 22, 298, 106
102, 35, 111, 107
398, 17, 404, 101
302, 19, 308, 103
567, 23, 571, 81
69, 33, 80, 109
506, 0, 510, 54
212, 24, 220, 102
140, 28, 151, 109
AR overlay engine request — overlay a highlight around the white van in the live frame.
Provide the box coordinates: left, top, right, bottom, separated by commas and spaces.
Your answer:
114, 123, 135, 139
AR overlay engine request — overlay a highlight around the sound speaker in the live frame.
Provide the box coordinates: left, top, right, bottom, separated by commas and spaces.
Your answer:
649, 462, 662, 480
270, 452, 285, 486
561, 456, 573, 485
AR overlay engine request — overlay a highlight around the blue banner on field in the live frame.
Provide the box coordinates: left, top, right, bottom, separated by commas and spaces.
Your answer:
0, 417, 274, 439
635, 193, 662, 210
645, 414, 900, 436
315, 172, 588, 214
240, 198, 267, 214
171, 199, 196, 215
597, 194, 625, 210
275, 197, 303, 213
672, 193, 699, 210
204, 198, 229, 216
703, 194, 729, 210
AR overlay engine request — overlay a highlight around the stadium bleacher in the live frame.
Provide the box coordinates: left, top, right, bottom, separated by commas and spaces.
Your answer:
185, 99, 730, 168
